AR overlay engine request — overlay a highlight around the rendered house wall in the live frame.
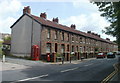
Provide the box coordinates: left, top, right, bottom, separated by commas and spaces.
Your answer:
11, 15, 42, 57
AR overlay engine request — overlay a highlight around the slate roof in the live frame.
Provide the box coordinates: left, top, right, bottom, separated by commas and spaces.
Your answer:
31, 14, 115, 44
10, 13, 116, 45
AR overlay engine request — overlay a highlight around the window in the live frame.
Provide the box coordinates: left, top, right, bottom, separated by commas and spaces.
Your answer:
67, 45, 69, 51
76, 46, 78, 52
89, 39, 91, 44
80, 46, 82, 52
80, 37, 82, 43
76, 36, 78, 42
72, 35, 74, 42
55, 43, 57, 52
62, 32, 64, 41
55, 30, 57, 39
67, 33, 69, 41
72, 46, 74, 52
83, 38, 85, 43
86, 39, 88, 44
61, 44, 65, 53
46, 43, 51, 53
84, 46, 85, 52
47, 29, 50, 39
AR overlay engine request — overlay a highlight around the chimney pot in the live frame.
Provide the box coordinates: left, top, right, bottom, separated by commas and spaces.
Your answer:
98, 35, 100, 37
92, 33, 94, 35
87, 31, 91, 33
23, 6, 31, 14
70, 24, 76, 29
40, 12, 47, 19
106, 38, 110, 41
52, 17, 59, 23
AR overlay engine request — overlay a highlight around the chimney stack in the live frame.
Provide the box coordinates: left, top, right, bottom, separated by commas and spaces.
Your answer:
106, 38, 110, 41
40, 12, 47, 19
98, 35, 100, 37
52, 17, 59, 23
70, 24, 76, 29
87, 31, 91, 34
23, 6, 31, 14
91, 32, 95, 35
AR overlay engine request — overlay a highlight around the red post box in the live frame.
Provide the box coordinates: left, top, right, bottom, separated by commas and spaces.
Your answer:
31, 45, 40, 61
47, 53, 50, 62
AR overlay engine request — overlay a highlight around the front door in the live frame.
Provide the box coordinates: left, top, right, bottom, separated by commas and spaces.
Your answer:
55, 43, 57, 52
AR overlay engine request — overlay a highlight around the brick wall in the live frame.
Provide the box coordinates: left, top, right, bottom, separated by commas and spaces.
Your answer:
40, 26, 118, 59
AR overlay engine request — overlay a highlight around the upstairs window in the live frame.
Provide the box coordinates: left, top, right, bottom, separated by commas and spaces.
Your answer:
72, 35, 74, 42
55, 30, 58, 40
72, 46, 74, 52
46, 43, 51, 53
67, 33, 69, 41
47, 29, 50, 39
76, 36, 78, 42
80, 46, 82, 52
80, 37, 82, 43
61, 44, 65, 53
62, 32, 64, 41
76, 46, 78, 52
67, 45, 69, 51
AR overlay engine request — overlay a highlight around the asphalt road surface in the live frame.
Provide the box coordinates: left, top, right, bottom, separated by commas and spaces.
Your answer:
2, 56, 120, 82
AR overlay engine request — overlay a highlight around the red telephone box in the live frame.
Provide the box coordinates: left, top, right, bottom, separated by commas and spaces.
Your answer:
47, 53, 50, 62
31, 45, 40, 61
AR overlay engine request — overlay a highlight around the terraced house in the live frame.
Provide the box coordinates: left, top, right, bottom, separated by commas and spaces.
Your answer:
10, 6, 118, 62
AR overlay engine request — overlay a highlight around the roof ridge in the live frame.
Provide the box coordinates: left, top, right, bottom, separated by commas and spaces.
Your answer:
30, 14, 114, 44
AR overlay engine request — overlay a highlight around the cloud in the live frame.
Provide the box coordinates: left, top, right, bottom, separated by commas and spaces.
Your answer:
0, 0, 23, 33
17, 0, 90, 2
70, 1, 116, 41
72, 0, 90, 8
60, 12, 116, 41
0, 17, 16, 33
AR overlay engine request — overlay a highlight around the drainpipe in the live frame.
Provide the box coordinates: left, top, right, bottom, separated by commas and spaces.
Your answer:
31, 19, 33, 58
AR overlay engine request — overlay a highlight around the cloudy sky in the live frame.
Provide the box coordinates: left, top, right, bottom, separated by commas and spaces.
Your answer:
0, 0, 116, 41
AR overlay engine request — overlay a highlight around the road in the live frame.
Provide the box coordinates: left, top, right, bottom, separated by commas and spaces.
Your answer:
2, 56, 119, 82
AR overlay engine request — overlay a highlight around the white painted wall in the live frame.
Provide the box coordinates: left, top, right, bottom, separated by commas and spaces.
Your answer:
11, 15, 32, 56
32, 20, 42, 46
11, 14, 42, 57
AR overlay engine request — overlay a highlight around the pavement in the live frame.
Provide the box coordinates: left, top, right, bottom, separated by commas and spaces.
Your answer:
1, 62, 29, 71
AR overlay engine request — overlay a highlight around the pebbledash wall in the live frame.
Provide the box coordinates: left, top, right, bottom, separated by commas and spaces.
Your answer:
10, 6, 118, 61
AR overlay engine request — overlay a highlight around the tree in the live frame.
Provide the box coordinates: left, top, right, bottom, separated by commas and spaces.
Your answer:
2, 36, 11, 55
93, 2, 120, 50
3, 36, 11, 42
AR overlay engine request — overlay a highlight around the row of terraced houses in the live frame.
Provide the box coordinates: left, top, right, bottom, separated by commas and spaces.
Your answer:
10, 6, 118, 62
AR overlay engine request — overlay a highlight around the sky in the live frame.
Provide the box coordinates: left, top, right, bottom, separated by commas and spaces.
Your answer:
0, 0, 116, 41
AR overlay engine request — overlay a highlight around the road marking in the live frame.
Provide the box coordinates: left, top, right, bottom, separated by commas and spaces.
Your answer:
12, 74, 48, 82
84, 63, 93, 66
61, 67, 79, 73
101, 63, 119, 83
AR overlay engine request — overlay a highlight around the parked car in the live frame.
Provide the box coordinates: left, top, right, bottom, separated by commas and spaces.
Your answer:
107, 52, 115, 58
96, 53, 106, 58
117, 51, 120, 55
